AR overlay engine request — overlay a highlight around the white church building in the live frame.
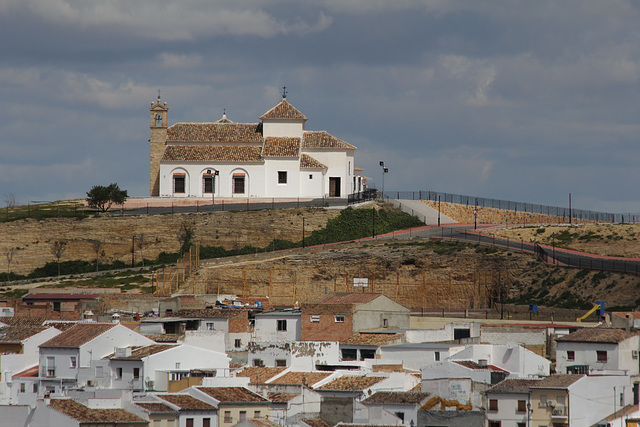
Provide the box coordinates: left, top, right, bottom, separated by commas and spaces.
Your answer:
149, 90, 364, 199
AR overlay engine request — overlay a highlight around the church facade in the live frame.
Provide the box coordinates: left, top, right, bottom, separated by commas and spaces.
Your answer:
149, 94, 363, 199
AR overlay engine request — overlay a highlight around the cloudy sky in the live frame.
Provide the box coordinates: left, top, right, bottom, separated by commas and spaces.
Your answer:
2, 1, 640, 213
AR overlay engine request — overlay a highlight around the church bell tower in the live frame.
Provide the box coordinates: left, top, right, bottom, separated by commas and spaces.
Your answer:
149, 94, 168, 196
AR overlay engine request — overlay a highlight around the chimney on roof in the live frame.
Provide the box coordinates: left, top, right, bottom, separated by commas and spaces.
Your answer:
478, 359, 488, 368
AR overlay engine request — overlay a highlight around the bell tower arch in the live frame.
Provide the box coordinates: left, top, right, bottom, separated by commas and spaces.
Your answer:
149, 93, 168, 196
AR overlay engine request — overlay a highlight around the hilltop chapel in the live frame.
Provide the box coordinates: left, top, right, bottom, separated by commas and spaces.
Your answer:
149, 90, 365, 199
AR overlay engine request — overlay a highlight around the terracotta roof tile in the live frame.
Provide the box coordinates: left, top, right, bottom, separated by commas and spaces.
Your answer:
146, 334, 182, 342
260, 99, 307, 121
531, 374, 585, 389
372, 364, 404, 373
167, 123, 263, 143
2, 317, 45, 327
0, 325, 48, 343
317, 376, 385, 391
49, 399, 147, 423
453, 361, 508, 372
40, 323, 116, 348
555, 328, 639, 344
302, 419, 332, 427
303, 131, 356, 150
267, 392, 298, 403
245, 419, 281, 427
162, 145, 263, 162
135, 402, 178, 414
361, 391, 430, 405
341, 333, 404, 346
487, 378, 541, 394
236, 366, 287, 384
174, 308, 247, 319
196, 387, 270, 403
14, 365, 39, 377
158, 394, 216, 410
262, 137, 300, 157
271, 371, 331, 386
108, 344, 177, 359
613, 312, 640, 320
300, 154, 327, 169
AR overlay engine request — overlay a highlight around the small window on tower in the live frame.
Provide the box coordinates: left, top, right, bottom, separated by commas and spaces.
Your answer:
155, 114, 162, 126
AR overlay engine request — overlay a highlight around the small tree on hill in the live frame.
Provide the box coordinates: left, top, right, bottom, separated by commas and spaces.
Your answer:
86, 183, 128, 212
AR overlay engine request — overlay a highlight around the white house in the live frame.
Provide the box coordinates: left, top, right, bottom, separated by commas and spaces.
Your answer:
253, 310, 301, 343
485, 378, 541, 427
247, 341, 340, 370
37, 323, 154, 396
555, 327, 640, 375
448, 344, 551, 378
150, 91, 363, 199
96, 343, 230, 392
378, 343, 464, 371
360, 391, 431, 426
0, 325, 61, 404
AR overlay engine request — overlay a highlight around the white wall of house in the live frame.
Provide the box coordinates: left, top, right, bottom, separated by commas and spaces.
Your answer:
27, 400, 78, 427
480, 328, 546, 348
0, 327, 61, 402
556, 337, 639, 375
303, 149, 354, 197
379, 344, 463, 371
108, 359, 143, 391
290, 341, 340, 370
357, 405, 402, 426
254, 312, 301, 342
160, 163, 265, 198
299, 169, 325, 198
485, 391, 530, 426
557, 375, 630, 426
353, 296, 410, 332
145, 345, 229, 391
39, 347, 79, 380
405, 322, 481, 343
76, 324, 154, 368
262, 119, 304, 139
448, 344, 551, 377
264, 158, 302, 198
421, 361, 492, 385
183, 330, 227, 353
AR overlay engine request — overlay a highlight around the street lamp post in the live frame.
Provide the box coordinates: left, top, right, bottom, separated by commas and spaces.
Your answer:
206, 169, 219, 212
379, 161, 388, 200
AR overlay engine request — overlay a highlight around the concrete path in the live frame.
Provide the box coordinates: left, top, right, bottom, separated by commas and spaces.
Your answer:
390, 199, 457, 225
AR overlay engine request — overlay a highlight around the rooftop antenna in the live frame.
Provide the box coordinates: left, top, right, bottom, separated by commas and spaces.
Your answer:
282, 86, 287, 99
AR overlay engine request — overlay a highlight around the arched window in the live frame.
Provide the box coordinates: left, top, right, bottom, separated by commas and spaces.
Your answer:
155, 114, 162, 126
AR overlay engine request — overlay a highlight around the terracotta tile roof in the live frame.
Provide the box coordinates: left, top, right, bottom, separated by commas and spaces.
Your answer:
453, 361, 508, 373
135, 402, 178, 414
49, 399, 147, 423
361, 391, 430, 405
14, 365, 39, 377
300, 154, 327, 169
0, 325, 48, 343
316, 376, 385, 391
341, 333, 404, 346
167, 123, 263, 143
303, 131, 356, 150
487, 378, 541, 394
271, 371, 332, 386
267, 392, 298, 403
302, 419, 332, 427
260, 99, 308, 121
44, 321, 79, 331
408, 383, 422, 392
146, 334, 182, 342
531, 374, 585, 389
158, 394, 216, 410
262, 137, 300, 157
555, 328, 639, 344
319, 293, 382, 304
40, 323, 116, 348
108, 344, 177, 359
196, 387, 269, 403
174, 308, 247, 319
23, 293, 99, 301
236, 366, 287, 384
245, 419, 281, 427
372, 364, 404, 373
2, 317, 45, 327
162, 145, 263, 162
